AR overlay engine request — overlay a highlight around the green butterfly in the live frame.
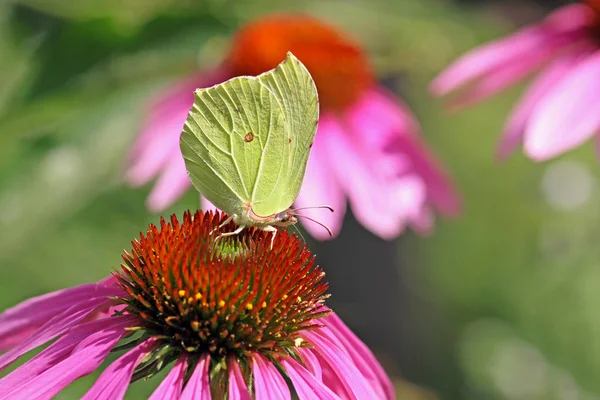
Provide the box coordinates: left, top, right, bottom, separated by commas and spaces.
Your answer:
180, 52, 332, 243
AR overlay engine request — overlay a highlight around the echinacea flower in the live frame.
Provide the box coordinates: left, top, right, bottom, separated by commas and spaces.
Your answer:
126, 14, 461, 240
0, 210, 394, 399
432, 0, 600, 161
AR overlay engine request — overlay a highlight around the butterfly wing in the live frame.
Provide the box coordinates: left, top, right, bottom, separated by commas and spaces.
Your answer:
251, 52, 319, 217
180, 52, 318, 219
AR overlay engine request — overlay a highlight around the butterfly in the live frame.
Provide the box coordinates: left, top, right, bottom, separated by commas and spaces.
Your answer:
180, 52, 333, 245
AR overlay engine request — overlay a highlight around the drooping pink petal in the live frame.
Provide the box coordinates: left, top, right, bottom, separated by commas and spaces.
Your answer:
125, 113, 188, 187
82, 338, 157, 400
316, 352, 354, 399
146, 145, 192, 211
298, 348, 323, 382
227, 357, 252, 400
126, 69, 231, 187
180, 355, 211, 400
497, 51, 585, 160
252, 354, 291, 400
321, 314, 395, 400
0, 315, 134, 400
343, 87, 459, 231
323, 116, 402, 239
346, 88, 419, 151
280, 357, 340, 400
303, 330, 378, 399
149, 354, 188, 400
0, 282, 121, 351
295, 131, 346, 239
128, 73, 205, 160
391, 175, 430, 234
524, 50, 600, 160
0, 294, 119, 371
387, 135, 461, 217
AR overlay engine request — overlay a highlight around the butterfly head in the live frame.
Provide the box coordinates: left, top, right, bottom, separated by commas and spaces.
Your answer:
272, 209, 299, 227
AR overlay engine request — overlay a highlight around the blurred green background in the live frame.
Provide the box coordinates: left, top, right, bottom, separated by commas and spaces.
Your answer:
2, 0, 599, 398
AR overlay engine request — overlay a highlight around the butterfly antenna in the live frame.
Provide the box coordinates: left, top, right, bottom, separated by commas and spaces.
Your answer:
294, 214, 333, 237
290, 205, 334, 213
291, 224, 306, 242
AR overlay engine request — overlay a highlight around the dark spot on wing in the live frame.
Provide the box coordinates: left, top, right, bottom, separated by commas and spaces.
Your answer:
288, 137, 292, 143
244, 132, 254, 143
309, 142, 313, 149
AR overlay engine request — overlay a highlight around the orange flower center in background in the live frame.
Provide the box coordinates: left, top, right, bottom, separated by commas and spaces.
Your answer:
227, 15, 374, 111
586, 0, 600, 13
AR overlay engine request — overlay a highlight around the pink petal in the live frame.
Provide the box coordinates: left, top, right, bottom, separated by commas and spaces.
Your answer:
303, 331, 378, 399
149, 354, 188, 400
280, 357, 340, 400
0, 294, 119, 371
322, 314, 395, 400
346, 88, 419, 150
126, 68, 231, 187
0, 282, 120, 351
227, 357, 252, 400
431, 27, 556, 96
387, 135, 461, 216
82, 338, 157, 400
298, 348, 323, 382
252, 354, 291, 400
446, 42, 565, 109
146, 145, 192, 211
543, 4, 595, 34
525, 50, 600, 160
125, 110, 189, 187
180, 355, 211, 400
323, 117, 403, 239
0, 315, 134, 399
498, 51, 585, 160
431, 4, 590, 98
128, 73, 205, 159
295, 131, 346, 240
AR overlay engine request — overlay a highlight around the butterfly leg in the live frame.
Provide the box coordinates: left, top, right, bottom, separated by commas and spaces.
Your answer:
210, 215, 235, 236
261, 225, 278, 250
215, 225, 246, 242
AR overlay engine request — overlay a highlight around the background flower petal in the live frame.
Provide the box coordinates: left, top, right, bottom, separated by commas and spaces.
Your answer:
295, 131, 345, 239
497, 52, 584, 160
525, 51, 600, 160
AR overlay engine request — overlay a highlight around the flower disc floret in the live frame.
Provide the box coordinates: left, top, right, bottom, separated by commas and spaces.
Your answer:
114, 211, 330, 362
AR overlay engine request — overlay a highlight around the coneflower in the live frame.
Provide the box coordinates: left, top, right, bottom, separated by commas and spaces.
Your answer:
0, 210, 394, 399
125, 13, 461, 240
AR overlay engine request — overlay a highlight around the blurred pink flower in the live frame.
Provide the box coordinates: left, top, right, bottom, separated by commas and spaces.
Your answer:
126, 14, 460, 240
432, 1, 600, 161
0, 210, 394, 399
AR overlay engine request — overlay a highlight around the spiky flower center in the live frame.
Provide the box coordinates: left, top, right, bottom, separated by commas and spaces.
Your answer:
115, 211, 329, 365
227, 15, 373, 111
